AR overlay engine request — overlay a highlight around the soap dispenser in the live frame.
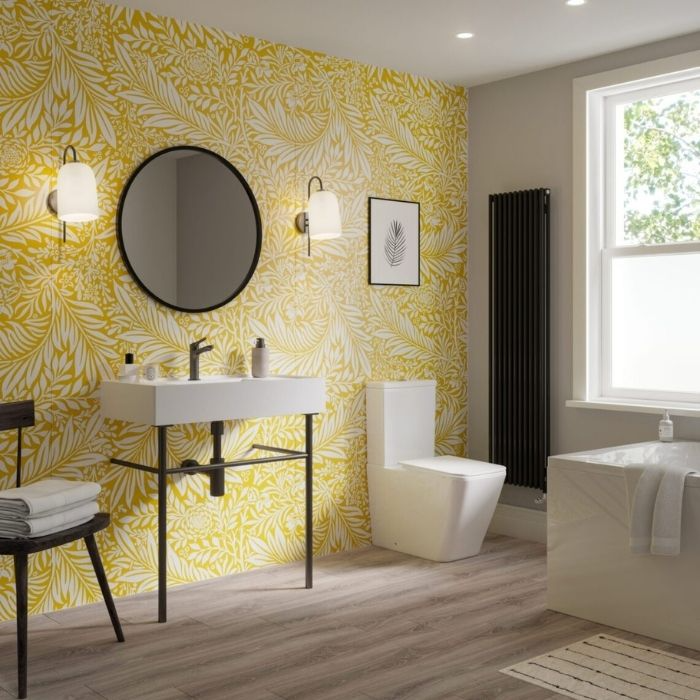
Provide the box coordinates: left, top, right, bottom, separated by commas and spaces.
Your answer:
251, 338, 269, 378
119, 352, 140, 382
659, 410, 673, 443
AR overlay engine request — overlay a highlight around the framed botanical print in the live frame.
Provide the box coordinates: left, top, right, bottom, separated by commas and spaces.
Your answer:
368, 197, 420, 286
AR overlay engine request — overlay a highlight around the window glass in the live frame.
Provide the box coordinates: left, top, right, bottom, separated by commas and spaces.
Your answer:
619, 88, 700, 245
609, 252, 700, 394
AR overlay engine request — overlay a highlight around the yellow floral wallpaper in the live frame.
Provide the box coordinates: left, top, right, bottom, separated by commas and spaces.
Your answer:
0, 0, 468, 618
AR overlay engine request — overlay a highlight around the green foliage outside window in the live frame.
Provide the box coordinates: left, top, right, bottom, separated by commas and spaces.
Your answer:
623, 90, 700, 244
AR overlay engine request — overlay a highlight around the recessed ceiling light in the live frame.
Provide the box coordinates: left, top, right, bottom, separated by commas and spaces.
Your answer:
566, 0, 586, 5
456, 32, 474, 39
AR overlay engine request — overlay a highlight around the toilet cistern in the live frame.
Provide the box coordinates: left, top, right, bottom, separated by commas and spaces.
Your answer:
189, 338, 213, 381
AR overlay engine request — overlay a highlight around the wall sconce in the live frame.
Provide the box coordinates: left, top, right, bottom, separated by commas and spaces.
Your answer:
47, 145, 99, 242
294, 176, 342, 256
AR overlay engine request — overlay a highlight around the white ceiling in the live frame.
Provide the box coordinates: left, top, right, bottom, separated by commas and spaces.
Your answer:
112, 0, 700, 86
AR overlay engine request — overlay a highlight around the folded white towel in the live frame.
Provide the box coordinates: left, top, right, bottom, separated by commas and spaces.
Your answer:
0, 500, 98, 538
651, 465, 697, 556
626, 463, 665, 554
0, 496, 98, 521
0, 479, 100, 518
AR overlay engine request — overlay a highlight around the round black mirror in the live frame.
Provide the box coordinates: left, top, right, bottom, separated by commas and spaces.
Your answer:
117, 146, 262, 312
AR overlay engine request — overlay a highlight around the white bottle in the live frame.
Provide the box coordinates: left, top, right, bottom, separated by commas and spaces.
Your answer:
251, 338, 269, 378
658, 410, 673, 443
119, 352, 140, 382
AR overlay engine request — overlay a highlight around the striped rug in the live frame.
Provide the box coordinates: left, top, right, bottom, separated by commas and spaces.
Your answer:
501, 633, 700, 699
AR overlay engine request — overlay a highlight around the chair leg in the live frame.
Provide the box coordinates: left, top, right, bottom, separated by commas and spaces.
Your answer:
84, 534, 125, 643
14, 554, 27, 699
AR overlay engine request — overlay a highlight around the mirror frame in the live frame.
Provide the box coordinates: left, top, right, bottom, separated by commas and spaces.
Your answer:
116, 145, 262, 313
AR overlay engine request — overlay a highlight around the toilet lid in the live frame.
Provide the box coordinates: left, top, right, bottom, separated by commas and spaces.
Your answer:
399, 456, 506, 478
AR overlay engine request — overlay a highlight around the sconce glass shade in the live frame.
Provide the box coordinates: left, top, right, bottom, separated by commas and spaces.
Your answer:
56, 161, 99, 223
307, 189, 342, 240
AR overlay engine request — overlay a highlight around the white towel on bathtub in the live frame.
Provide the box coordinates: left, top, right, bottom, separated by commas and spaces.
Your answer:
625, 462, 698, 556
626, 463, 665, 554
651, 465, 697, 556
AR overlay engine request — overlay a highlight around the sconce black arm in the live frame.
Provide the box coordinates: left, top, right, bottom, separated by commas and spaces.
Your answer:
62, 145, 78, 166
307, 175, 323, 199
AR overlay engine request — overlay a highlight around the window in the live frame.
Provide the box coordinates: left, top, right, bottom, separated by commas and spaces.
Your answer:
572, 52, 700, 410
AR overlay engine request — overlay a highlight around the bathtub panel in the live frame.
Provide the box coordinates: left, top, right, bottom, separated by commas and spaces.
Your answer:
548, 451, 700, 652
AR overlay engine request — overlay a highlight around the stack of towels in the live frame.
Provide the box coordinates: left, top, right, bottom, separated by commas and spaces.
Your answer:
0, 478, 100, 538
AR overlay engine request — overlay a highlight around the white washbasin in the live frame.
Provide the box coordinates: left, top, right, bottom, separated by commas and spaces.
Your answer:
157, 374, 245, 384
158, 375, 296, 384
101, 374, 326, 425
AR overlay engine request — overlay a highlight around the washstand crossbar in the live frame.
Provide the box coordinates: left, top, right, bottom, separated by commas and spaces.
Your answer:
110, 443, 308, 475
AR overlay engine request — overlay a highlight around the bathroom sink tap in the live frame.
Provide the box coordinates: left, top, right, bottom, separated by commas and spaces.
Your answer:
189, 338, 213, 381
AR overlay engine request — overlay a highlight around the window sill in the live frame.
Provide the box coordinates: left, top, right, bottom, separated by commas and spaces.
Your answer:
566, 398, 700, 418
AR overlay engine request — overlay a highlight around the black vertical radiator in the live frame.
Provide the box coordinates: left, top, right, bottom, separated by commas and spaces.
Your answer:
489, 188, 550, 492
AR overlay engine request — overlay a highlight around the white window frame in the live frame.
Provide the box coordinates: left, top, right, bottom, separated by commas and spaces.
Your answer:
569, 50, 700, 417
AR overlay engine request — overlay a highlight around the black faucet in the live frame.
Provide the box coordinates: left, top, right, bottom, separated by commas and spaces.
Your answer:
189, 338, 213, 381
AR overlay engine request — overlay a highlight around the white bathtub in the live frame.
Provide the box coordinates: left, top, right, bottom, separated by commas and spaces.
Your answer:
548, 441, 700, 651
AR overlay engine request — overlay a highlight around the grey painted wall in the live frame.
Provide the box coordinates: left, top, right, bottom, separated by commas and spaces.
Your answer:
176, 154, 258, 310
120, 155, 178, 302
468, 31, 700, 509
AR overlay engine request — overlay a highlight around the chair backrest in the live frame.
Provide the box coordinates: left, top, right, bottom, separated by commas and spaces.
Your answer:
0, 400, 35, 488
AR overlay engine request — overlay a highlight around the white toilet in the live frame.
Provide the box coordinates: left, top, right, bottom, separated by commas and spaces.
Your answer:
366, 380, 505, 562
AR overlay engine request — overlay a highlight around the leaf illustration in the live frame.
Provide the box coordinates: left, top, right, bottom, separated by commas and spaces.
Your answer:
384, 219, 407, 267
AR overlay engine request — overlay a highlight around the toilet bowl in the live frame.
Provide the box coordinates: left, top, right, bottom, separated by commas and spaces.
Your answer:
366, 380, 505, 562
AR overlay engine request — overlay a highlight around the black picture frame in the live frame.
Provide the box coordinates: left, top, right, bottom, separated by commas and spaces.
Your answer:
368, 197, 420, 286
116, 145, 262, 313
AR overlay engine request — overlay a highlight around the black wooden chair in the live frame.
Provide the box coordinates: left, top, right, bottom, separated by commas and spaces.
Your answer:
0, 400, 124, 698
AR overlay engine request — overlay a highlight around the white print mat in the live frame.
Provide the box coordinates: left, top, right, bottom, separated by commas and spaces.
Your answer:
501, 633, 700, 700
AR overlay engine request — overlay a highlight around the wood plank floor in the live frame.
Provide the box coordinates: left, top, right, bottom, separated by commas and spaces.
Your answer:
0, 535, 696, 700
